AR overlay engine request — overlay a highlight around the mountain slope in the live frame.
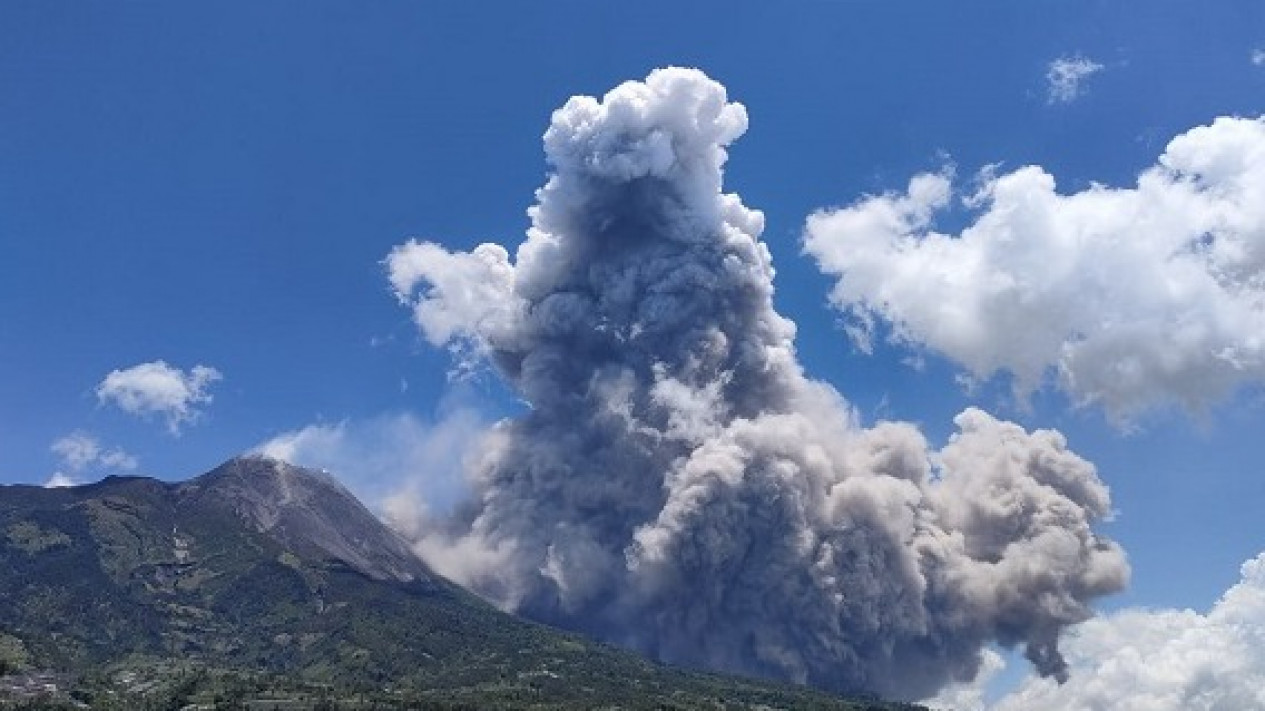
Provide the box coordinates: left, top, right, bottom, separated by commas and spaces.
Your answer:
0, 456, 924, 710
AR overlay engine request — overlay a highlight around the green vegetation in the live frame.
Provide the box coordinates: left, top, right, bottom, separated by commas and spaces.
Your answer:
0, 634, 32, 676
4, 522, 70, 555
0, 470, 925, 710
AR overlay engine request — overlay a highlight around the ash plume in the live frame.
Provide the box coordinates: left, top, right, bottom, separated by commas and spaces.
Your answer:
385, 68, 1127, 700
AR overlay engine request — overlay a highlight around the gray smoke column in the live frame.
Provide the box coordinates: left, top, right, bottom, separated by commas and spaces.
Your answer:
385, 67, 1128, 700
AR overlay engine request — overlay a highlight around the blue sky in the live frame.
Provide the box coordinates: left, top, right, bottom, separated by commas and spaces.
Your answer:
3, 2, 1265, 706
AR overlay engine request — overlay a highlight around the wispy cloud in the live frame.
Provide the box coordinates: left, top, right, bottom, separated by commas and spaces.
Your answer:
1046, 55, 1104, 104
256, 407, 488, 527
51, 431, 137, 472
46, 431, 137, 487
96, 360, 222, 435
1253, 48, 1265, 66
44, 472, 79, 489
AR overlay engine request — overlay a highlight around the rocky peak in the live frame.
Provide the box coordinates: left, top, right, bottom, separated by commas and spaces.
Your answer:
181, 455, 433, 585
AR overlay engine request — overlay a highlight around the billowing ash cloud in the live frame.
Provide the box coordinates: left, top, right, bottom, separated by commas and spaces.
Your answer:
386, 68, 1127, 700
804, 116, 1265, 424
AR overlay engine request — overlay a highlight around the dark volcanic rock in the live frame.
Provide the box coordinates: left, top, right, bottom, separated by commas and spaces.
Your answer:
182, 455, 432, 584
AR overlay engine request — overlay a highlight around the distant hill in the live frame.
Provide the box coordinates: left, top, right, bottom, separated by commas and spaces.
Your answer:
0, 455, 925, 710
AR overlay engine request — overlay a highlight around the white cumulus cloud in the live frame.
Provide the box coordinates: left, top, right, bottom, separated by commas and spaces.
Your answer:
804, 115, 1265, 424
96, 361, 222, 434
979, 551, 1265, 711
1253, 48, 1265, 66
1046, 55, 1104, 104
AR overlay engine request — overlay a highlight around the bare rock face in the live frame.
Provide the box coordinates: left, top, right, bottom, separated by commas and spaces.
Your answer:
181, 455, 433, 584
